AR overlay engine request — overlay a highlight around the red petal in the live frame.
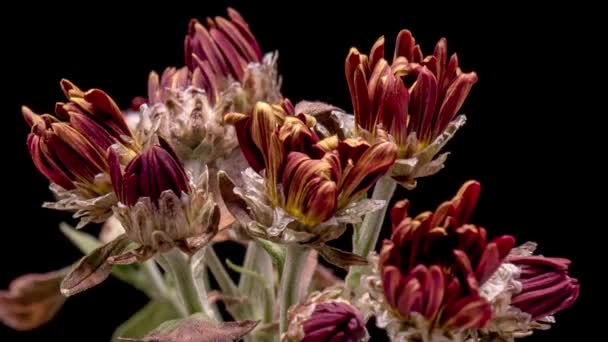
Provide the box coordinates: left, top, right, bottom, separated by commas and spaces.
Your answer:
369, 36, 385, 68
394, 29, 415, 62
408, 66, 438, 142
434, 71, 478, 137
391, 200, 410, 231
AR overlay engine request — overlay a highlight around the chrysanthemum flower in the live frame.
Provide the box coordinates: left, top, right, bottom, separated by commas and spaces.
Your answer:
346, 30, 477, 189
109, 138, 220, 260
23, 80, 138, 228
360, 181, 515, 341
222, 101, 396, 266
140, 8, 281, 163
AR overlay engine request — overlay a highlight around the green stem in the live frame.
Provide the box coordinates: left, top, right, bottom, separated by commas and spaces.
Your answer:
141, 260, 188, 317
345, 175, 397, 290
227, 259, 275, 325
279, 245, 310, 335
205, 246, 249, 321
159, 249, 210, 318
239, 241, 275, 322
200, 261, 223, 321
206, 246, 238, 297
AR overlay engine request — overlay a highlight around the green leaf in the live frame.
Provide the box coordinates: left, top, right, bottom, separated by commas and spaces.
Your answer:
226, 259, 268, 288
256, 239, 285, 278
111, 300, 181, 342
227, 259, 274, 323
60, 222, 101, 254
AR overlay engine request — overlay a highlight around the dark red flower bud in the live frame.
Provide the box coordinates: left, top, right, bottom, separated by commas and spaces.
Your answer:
111, 138, 189, 207
509, 255, 579, 320
301, 302, 366, 342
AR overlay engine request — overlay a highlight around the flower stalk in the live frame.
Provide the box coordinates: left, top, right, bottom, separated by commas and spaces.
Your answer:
158, 249, 212, 318
205, 246, 253, 322
345, 175, 396, 290
239, 241, 274, 323
141, 260, 188, 318
279, 245, 311, 335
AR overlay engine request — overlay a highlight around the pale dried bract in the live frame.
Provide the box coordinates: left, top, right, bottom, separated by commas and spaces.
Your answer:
224, 168, 381, 267
136, 87, 238, 164
390, 115, 466, 189
44, 182, 117, 229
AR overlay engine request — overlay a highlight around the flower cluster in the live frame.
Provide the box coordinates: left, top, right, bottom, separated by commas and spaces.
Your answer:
2, 7, 578, 342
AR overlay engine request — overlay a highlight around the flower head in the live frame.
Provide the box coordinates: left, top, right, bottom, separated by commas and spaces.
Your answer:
141, 9, 280, 163
224, 102, 395, 247
229, 101, 396, 225
147, 7, 279, 109
221, 101, 395, 266
57, 80, 137, 156
283, 288, 367, 342
346, 31, 477, 189
110, 138, 219, 254
184, 9, 262, 94
361, 181, 514, 340
23, 80, 136, 227
299, 302, 367, 342
59, 140, 220, 297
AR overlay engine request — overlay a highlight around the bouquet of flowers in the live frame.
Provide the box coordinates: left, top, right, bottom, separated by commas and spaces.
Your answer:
1, 8, 578, 342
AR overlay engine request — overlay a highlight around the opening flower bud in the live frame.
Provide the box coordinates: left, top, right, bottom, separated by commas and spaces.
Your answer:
111, 138, 189, 207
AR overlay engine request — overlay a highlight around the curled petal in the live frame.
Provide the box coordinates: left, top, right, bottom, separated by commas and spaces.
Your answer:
434, 72, 478, 138
390, 200, 410, 230
283, 152, 338, 226
394, 29, 416, 62
225, 113, 265, 172
449, 180, 481, 226
338, 140, 397, 207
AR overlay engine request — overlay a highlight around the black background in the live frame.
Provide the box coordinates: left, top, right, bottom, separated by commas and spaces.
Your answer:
1, 1, 599, 341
